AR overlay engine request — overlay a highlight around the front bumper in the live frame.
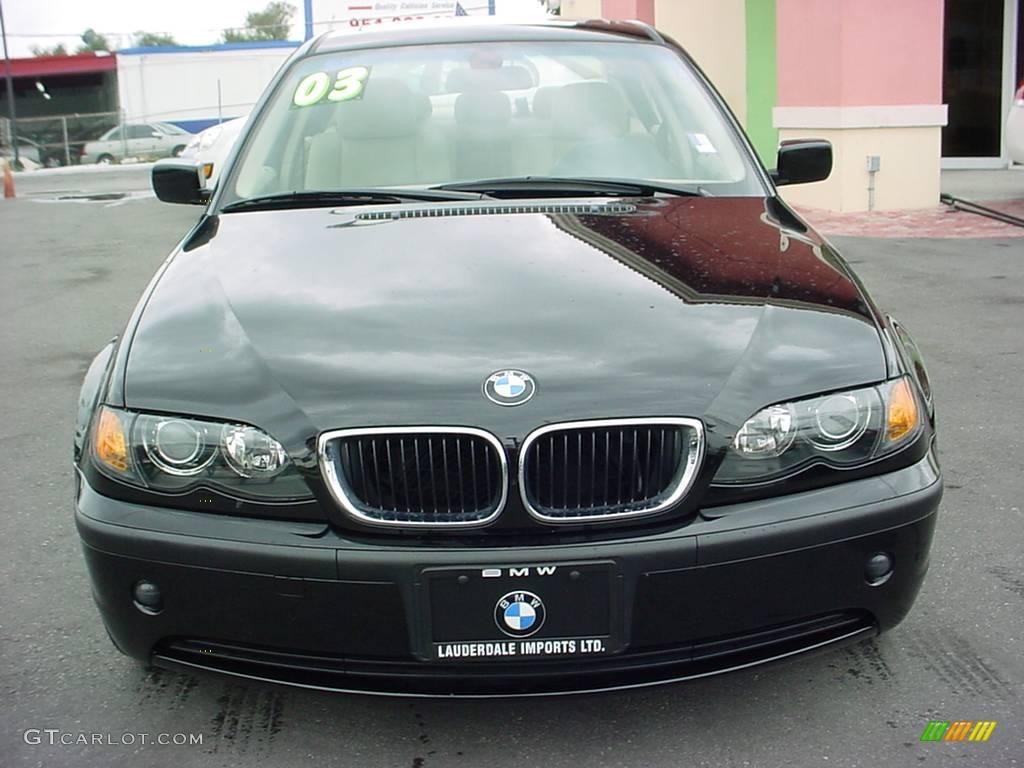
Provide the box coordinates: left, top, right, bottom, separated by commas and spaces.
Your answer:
76, 451, 941, 696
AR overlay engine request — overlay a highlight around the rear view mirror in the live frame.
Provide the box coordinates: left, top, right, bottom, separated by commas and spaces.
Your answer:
771, 140, 832, 186
152, 160, 209, 205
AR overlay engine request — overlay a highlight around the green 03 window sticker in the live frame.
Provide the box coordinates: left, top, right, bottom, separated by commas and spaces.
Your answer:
292, 66, 371, 107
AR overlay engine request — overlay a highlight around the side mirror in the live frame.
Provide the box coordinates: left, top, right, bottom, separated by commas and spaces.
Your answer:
152, 160, 209, 205
771, 139, 832, 186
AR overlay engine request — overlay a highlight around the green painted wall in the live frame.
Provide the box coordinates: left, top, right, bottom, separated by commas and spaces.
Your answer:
744, 0, 778, 165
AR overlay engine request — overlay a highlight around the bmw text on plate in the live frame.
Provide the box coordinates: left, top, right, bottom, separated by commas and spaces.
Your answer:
73, 17, 941, 696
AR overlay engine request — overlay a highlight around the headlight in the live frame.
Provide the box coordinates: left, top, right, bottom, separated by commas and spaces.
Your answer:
891, 319, 932, 406
715, 377, 922, 484
141, 417, 217, 475
91, 407, 310, 500
221, 424, 288, 478
806, 390, 874, 451
733, 404, 796, 458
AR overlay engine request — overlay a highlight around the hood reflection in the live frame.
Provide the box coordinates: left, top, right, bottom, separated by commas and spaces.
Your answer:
552, 196, 870, 318
124, 196, 885, 445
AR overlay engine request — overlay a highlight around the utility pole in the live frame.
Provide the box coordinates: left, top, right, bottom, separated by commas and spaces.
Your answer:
0, 0, 20, 169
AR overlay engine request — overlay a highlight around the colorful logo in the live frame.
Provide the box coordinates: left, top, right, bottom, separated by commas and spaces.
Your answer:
494, 591, 545, 638
483, 369, 536, 406
920, 721, 997, 742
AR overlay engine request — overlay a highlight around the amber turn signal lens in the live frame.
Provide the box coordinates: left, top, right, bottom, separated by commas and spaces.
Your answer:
886, 378, 919, 442
202, 163, 214, 179
94, 407, 131, 473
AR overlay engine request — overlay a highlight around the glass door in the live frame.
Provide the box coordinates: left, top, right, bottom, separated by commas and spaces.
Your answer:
942, 0, 1005, 159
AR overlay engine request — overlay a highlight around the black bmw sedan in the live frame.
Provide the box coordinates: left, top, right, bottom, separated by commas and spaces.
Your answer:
74, 18, 941, 696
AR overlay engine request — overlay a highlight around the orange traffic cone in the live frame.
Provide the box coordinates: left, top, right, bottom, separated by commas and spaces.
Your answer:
2, 159, 14, 199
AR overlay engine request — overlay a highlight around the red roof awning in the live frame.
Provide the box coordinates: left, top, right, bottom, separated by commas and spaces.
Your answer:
8, 53, 117, 78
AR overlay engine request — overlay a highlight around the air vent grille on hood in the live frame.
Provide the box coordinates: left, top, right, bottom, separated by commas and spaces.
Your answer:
354, 201, 637, 221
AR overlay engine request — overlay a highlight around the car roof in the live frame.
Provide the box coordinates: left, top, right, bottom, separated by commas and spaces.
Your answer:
311, 17, 665, 56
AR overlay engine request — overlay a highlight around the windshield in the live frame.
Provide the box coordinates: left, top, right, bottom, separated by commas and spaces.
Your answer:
222, 40, 764, 207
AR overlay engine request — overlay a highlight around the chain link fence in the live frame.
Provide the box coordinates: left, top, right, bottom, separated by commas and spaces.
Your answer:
1, 111, 121, 168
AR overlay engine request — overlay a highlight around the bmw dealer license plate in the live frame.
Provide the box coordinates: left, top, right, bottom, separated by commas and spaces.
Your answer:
422, 562, 620, 662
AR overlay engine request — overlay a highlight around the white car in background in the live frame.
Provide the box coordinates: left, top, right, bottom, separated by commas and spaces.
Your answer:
1008, 82, 1024, 166
179, 117, 246, 188
80, 122, 193, 164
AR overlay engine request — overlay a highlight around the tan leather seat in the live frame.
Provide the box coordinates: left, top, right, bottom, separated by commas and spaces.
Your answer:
305, 78, 448, 189
445, 65, 534, 94
550, 81, 670, 178
453, 90, 513, 179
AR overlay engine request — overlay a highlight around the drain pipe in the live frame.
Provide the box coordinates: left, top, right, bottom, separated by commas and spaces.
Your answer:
866, 155, 881, 211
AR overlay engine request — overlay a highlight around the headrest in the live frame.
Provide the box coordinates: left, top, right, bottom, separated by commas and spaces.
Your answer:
444, 65, 534, 93
552, 81, 631, 140
336, 78, 432, 140
455, 90, 512, 125
532, 86, 559, 119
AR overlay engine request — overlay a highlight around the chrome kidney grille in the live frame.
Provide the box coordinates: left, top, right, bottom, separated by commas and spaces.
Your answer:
519, 419, 705, 522
318, 427, 507, 527
318, 419, 704, 528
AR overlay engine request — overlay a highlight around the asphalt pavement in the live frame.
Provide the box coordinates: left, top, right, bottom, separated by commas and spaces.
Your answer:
1, 169, 1022, 768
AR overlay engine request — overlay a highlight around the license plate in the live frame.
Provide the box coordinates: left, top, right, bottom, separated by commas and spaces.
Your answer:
421, 561, 619, 662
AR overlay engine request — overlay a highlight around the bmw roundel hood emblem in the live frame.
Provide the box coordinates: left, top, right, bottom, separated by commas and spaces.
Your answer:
483, 369, 536, 406
495, 591, 546, 638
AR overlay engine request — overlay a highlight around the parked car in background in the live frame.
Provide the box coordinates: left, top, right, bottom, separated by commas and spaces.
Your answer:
80, 122, 194, 164
1, 138, 43, 170
0, 136, 72, 169
178, 117, 246, 189
1008, 82, 1024, 166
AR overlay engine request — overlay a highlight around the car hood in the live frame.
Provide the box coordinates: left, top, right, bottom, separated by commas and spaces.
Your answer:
124, 197, 886, 450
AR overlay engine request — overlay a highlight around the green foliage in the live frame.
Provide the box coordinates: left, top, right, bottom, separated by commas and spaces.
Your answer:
223, 1, 295, 42
135, 31, 178, 47
30, 27, 113, 56
30, 43, 69, 57
77, 28, 111, 53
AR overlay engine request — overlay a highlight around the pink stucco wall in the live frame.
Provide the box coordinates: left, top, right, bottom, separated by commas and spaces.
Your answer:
776, 0, 944, 107
601, 0, 655, 24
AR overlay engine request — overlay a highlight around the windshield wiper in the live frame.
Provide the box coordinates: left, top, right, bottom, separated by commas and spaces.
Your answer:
431, 177, 707, 199
221, 187, 485, 213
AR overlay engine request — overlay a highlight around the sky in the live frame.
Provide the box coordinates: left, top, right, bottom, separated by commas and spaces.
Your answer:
1, 0, 547, 57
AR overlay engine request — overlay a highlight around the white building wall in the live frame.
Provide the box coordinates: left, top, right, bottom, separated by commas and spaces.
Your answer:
116, 3, 549, 131
308, 0, 544, 35
116, 45, 298, 131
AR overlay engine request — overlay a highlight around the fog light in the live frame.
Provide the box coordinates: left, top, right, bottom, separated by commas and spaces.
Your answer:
865, 553, 894, 586
133, 580, 163, 614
